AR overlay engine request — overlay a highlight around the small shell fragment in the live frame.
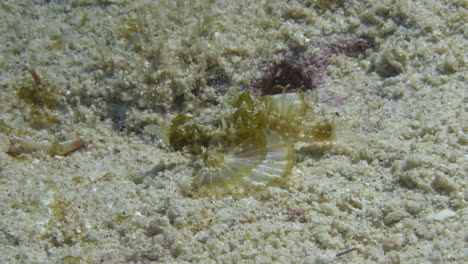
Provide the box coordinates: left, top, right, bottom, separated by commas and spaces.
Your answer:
6, 137, 85, 156
46, 139, 86, 156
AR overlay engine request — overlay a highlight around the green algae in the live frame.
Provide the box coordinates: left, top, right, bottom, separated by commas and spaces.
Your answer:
14, 72, 63, 130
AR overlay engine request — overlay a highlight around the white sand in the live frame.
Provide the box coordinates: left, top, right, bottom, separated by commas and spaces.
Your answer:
0, 0, 466, 263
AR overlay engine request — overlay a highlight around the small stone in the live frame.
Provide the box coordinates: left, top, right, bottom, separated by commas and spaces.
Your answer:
382, 234, 406, 252
431, 175, 458, 194
170, 241, 190, 258
414, 224, 436, 240
405, 201, 423, 215
427, 209, 457, 221
384, 210, 408, 226
146, 216, 170, 237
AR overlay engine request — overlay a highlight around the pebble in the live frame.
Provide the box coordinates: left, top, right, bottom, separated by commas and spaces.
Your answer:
427, 209, 457, 221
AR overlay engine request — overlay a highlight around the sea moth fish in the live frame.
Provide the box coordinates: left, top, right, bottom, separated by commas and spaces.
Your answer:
168, 91, 339, 195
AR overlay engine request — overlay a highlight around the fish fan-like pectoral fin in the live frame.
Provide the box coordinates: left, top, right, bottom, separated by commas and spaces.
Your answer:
242, 132, 294, 186
194, 129, 294, 194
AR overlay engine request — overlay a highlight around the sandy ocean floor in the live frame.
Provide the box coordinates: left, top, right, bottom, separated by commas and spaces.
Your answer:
0, 0, 466, 263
